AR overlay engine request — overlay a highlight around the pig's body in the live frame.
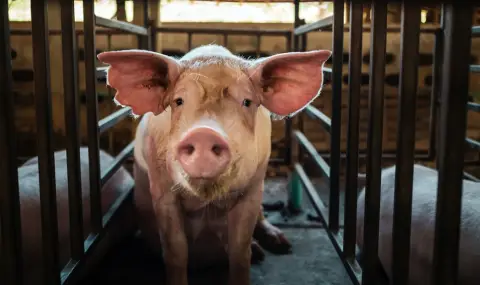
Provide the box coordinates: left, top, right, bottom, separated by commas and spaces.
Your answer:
98, 44, 331, 285
356, 164, 480, 285
12, 148, 134, 285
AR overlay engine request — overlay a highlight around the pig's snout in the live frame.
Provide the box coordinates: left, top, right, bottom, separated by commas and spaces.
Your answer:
176, 128, 231, 179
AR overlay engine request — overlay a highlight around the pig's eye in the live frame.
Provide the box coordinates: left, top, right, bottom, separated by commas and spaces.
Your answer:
242, 99, 252, 107
174, 98, 184, 106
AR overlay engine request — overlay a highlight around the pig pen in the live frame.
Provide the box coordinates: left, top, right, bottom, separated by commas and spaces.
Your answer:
1, 1, 480, 285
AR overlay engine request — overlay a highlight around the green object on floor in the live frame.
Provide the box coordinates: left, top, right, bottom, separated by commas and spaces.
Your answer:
288, 170, 303, 212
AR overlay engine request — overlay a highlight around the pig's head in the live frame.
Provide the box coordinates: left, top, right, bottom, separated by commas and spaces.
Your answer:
97, 46, 331, 200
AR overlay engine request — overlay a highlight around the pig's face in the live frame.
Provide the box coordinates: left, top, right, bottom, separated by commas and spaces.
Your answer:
98, 46, 331, 200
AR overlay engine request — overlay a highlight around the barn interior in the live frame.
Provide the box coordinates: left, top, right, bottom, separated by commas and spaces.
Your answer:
2, 1, 480, 285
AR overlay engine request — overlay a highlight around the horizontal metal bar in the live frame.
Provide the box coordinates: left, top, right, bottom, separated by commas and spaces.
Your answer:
470, 65, 480, 73
98, 107, 132, 134
268, 157, 285, 165
294, 15, 334, 35
463, 171, 480, 182
304, 105, 332, 133
472, 26, 480, 35
100, 141, 134, 187
467, 102, 480, 112
466, 137, 480, 150
154, 26, 289, 36
293, 130, 330, 178
96, 67, 108, 80
95, 16, 148, 36
294, 163, 362, 285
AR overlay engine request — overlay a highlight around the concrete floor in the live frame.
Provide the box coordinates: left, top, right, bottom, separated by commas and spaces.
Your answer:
80, 178, 355, 285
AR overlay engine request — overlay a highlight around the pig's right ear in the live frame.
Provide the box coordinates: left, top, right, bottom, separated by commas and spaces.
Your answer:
97, 50, 181, 116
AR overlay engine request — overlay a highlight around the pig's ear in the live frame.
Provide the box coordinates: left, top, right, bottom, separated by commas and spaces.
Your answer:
97, 50, 181, 116
248, 50, 331, 117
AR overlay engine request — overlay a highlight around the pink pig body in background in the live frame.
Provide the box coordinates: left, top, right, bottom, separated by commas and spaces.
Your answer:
356, 164, 480, 285
98, 45, 331, 285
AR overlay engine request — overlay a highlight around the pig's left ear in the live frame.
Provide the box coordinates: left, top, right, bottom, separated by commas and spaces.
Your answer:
248, 50, 331, 116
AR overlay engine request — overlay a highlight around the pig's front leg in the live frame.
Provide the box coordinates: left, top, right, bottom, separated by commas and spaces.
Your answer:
228, 182, 263, 285
152, 193, 189, 285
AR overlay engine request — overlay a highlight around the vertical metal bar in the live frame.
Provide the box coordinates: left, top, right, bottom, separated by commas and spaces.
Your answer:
293, 0, 300, 52
361, 2, 388, 284
187, 33, 192, 51
392, 3, 421, 285
0, 0, 23, 283
30, 0, 60, 284
60, 0, 84, 260
83, 0, 103, 233
301, 34, 307, 52
328, 0, 344, 232
297, 33, 306, 164
343, 1, 362, 260
143, 0, 151, 50
284, 32, 293, 166
432, 4, 473, 285
223, 33, 228, 47
430, 28, 443, 166
256, 34, 261, 57
107, 34, 114, 153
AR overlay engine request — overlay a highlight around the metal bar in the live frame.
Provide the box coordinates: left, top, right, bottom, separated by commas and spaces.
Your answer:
294, 163, 361, 285
155, 26, 290, 36
106, 34, 114, 153
432, 4, 473, 285
467, 102, 480, 112
392, 4, 421, 284
95, 16, 148, 36
60, 0, 84, 260
304, 105, 331, 133
284, 31, 293, 166
100, 142, 135, 187
362, 2, 388, 284
31, 0, 60, 283
84, 1, 103, 233
223, 33, 228, 47
293, 0, 300, 51
294, 15, 334, 35
293, 131, 330, 178
187, 33, 192, 51
323, 67, 333, 83
470, 65, 480, 73
328, 0, 344, 233
343, 1, 363, 261
0, 0, 23, 283
98, 107, 132, 134
466, 137, 480, 150
429, 29, 443, 164
256, 35, 261, 57
463, 171, 480, 182
472, 26, 480, 35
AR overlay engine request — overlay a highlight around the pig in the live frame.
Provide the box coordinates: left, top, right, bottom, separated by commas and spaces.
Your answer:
97, 44, 331, 285
356, 164, 480, 285
9, 148, 134, 285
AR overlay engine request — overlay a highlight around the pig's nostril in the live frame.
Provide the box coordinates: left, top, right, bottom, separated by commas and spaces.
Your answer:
186, 144, 195, 155
212, 144, 223, 156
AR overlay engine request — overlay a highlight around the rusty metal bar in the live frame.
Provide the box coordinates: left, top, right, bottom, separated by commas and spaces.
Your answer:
84, 1, 103, 233
31, 0, 60, 284
293, 131, 330, 178
98, 107, 132, 134
328, 0, 344, 233
0, 0, 23, 283
294, 15, 334, 35
343, 1, 363, 261
95, 16, 148, 36
60, 0, 84, 260
155, 26, 289, 36
392, 4, 421, 284
100, 142, 135, 187
187, 33, 192, 50
293, 163, 361, 285
361, 2, 388, 284
432, 4, 473, 285
429, 29, 443, 164
304, 105, 332, 133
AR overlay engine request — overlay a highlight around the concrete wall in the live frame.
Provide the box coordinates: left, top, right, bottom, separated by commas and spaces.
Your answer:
8, 20, 480, 169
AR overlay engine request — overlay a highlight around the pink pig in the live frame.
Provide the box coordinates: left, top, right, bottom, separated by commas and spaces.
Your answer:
97, 44, 331, 285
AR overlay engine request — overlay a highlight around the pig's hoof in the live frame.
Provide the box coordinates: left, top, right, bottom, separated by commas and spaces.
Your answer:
254, 219, 292, 255
251, 240, 265, 264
